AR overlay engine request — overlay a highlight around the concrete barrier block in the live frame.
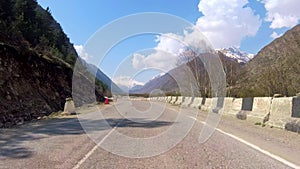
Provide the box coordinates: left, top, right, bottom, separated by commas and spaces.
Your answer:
226, 98, 243, 115
222, 97, 235, 115
166, 96, 172, 102
190, 97, 202, 109
201, 98, 212, 111
174, 96, 183, 105
182, 97, 192, 107
212, 97, 243, 116
170, 96, 178, 104
247, 97, 272, 123
269, 97, 293, 128
242, 98, 254, 111
63, 98, 76, 115
292, 96, 300, 118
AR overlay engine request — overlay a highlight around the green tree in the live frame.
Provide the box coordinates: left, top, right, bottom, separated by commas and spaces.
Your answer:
14, 0, 38, 44
0, 0, 15, 22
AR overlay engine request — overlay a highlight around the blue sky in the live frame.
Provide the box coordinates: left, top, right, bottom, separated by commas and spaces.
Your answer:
38, 0, 299, 87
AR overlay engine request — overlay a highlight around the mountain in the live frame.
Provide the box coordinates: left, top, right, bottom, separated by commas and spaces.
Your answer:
133, 25, 300, 98
80, 60, 124, 95
0, 0, 111, 127
231, 24, 300, 97
131, 72, 178, 95
129, 84, 144, 94
217, 47, 255, 64
131, 47, 251, 96
133, 52, 241, 96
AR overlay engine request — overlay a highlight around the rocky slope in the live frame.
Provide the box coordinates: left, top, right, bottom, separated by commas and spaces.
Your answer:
0, 0, 111, 127
231, 24, 300, 97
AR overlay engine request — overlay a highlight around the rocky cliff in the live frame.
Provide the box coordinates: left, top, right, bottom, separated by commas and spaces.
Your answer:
0, 0, 109, 127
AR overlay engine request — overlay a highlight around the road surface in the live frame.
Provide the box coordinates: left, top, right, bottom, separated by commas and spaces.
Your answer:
1, 100, 300, 169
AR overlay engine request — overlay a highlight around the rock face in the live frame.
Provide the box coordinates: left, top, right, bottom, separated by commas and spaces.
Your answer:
0, 44, 106, 127
0, 44, 72, 125
0, 0, 111, 127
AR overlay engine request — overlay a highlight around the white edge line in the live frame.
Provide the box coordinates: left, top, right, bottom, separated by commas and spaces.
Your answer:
72, 105, 299, 169
188, 116, 300, 169
72, 122, 120, 169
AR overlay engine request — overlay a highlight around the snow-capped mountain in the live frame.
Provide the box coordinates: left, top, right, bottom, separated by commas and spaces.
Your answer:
217, 47, 255, 64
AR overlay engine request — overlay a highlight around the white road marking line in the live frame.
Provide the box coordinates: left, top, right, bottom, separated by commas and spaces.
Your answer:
73, 104, 299, 169
72, 120, 122, 169
188, 116, 300, 169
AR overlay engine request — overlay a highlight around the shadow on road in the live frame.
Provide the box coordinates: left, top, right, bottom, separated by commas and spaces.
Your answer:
0, 117, 174, 159
0, 118, 83, 159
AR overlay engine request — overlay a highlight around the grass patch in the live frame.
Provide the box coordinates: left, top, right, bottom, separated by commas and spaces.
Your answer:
255, 122, 262, 125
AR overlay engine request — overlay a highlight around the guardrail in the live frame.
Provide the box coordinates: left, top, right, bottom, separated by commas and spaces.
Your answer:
131, 96, 300, 130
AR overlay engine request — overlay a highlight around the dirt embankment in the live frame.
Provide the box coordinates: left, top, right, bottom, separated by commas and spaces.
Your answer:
0, 44, 73, 127
0, 44, 104, 127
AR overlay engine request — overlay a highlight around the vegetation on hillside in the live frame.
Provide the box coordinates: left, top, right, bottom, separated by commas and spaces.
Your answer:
0, 0, 111, 127
0, 0, 76, 65
231, 24, 300, 97
0, 0, 109, 94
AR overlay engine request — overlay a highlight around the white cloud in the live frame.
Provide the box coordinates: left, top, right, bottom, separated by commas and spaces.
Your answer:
113, 76, 144, 88
261, 0, 300, 29
131, 34, 184, 72
131, 28, 215, 72
132, 53, 146, 69
122, 34, 185, 75
155, 33, 185, 56
74, 45, 91, 61
196, 0, 261, 48
131, 0, 266, 72
155, 29, 213, 54
132, 50, 178, 72
270, 31, 283, 39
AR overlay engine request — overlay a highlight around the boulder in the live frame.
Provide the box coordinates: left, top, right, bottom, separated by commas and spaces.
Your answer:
236, 110, 248, 120
285, 120, 300, 133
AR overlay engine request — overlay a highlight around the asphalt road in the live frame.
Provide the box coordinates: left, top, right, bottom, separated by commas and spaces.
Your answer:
1, 100, 300, 169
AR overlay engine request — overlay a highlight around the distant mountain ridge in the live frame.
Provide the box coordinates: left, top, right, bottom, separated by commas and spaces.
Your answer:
131, 52, 241, 96
217, 47, 255, 64
79, 59, 124, 95
131, 25, 300, 97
